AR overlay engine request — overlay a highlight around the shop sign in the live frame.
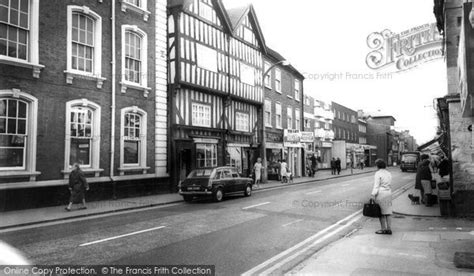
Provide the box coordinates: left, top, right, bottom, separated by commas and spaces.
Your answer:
322, 142, 333, 148
300, 132, 314, 143
284, 129, 302, 148
266, 142, 283, 149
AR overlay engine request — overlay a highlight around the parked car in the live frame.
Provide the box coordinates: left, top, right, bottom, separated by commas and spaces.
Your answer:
178, 167, 253, 202
400, 151, 421, 172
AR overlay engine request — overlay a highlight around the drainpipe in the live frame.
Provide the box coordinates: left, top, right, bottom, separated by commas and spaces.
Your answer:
110, 0, 117, 198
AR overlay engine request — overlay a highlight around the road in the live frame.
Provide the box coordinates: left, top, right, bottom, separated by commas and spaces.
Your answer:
0, 169, 414, 275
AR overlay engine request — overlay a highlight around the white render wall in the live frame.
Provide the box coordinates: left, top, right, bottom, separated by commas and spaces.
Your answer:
155, 0, 169, 177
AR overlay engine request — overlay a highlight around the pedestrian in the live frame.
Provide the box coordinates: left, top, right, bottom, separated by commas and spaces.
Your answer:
371, 159, 393, 235
280, 159, 288, 183
416, 154, 433, 206
253, 158, 263, 189
335, 158, 341, 175
330, 158, 336, 175
310, 154, 317, 177
360, 158, 365, 170
438, 154, 451, 181
65, 163, 89, 211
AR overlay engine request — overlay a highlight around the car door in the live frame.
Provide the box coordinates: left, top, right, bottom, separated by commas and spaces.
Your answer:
231, 168, 245, 192
221, 169, 234, 193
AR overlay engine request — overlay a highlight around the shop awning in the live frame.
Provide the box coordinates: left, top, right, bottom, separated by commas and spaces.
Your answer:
417, 134, 446, 156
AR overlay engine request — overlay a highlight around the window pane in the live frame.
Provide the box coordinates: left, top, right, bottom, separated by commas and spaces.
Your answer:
17, 119, 25, 134
124, 140, 138, 164
17, 43, 25, 59
18, 28, 26, 43
7, 100, 17, 117
70, 138, 90, 166
20, 0, 28, 13
19, 12, 27, 28
11, 0, 19, 10
0, 148, 24, 167
7, 41, 16, 57
72, 27, 78, 41
0, 7, 8, 24
0, 39, 5, 55
0, 118, 5, 133
10, 9, 18, 26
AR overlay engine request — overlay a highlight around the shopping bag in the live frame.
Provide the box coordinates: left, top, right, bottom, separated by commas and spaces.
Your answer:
363, 199, 382, 218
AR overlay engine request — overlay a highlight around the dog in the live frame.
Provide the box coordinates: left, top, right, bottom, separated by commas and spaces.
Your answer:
408, 194, 420, 205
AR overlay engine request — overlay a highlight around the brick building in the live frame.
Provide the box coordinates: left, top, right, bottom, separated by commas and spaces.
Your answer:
0, 0, 168, 210
313, 99, 334, 169
331, 102, 359, 169
263, 47, 305, 179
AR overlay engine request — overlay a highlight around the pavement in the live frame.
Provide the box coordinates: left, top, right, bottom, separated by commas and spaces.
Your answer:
287, 174, 474, 275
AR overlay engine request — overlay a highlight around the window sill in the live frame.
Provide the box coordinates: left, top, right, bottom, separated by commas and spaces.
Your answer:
121, 1, 151, 21
0, 171, 41, 181
275, 90, 282, 94
61, 168, 104, 179
118, 166, 150, 176
287, 95, 293, 99
64, 70, 106, 89
0, 57, 44, 78
120, 81, 151, 97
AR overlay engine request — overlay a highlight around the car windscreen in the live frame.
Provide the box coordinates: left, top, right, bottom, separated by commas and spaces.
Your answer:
188, 169, 213, 178
402, 155, 417, 162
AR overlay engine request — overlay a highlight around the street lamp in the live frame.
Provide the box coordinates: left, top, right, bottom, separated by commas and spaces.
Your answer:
261, 59, 290, 183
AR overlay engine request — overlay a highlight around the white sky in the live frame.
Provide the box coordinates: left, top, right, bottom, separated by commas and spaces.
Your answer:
223, 0, 448, 145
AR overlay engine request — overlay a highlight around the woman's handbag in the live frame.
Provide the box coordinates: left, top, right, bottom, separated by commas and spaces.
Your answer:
363, 199, 382, 218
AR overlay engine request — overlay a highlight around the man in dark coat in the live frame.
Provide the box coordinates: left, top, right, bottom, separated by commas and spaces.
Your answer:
416, 154, 433, 206
310, 154, 317, 177
330, 158, 336, 175
335, 158, 341, 175
438, 155, 451, 178
66, 163, 89, 211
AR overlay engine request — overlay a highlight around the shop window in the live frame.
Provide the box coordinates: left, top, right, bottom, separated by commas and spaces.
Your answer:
196, 143, 217, 168
226, 147, 242, 173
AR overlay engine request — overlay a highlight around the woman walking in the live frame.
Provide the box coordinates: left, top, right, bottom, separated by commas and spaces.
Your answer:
280, 159, 288, 183
253, 158, 263, 189
65, 163, 89, 211
371, 159, 393, 235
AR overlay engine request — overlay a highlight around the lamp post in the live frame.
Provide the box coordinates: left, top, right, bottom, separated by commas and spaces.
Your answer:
261, 60, 290, 183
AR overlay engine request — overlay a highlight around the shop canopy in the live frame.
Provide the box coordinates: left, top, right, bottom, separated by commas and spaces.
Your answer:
417, 134, 446, 156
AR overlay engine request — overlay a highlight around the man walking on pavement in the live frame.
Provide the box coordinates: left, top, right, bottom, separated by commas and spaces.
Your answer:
336, 158, 341, 175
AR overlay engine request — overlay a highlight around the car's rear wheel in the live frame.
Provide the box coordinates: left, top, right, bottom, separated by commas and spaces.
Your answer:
244, 184, 252, 197
183, 195, 193, 202
213, 188, 224, 202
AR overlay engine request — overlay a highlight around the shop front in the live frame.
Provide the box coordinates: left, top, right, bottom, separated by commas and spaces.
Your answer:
226, 143, 257, 177
284, 129, 303, 178
318, 141, 333, 169
265, 131, 284, 180
301, 131, 315, 176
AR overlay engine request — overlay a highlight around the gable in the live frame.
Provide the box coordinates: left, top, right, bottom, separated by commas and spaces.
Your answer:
229, 6, 266, 52
185, 0, 225, 28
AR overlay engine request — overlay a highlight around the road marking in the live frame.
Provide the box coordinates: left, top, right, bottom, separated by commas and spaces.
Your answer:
79, 226, 166, 247
242, 210, 362, 276
305, 190, 321, 195
242, 202, 271, 210
282, 219, 304, 227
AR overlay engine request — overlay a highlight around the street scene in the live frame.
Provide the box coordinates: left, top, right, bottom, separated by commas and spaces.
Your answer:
1, 0, 474, 275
